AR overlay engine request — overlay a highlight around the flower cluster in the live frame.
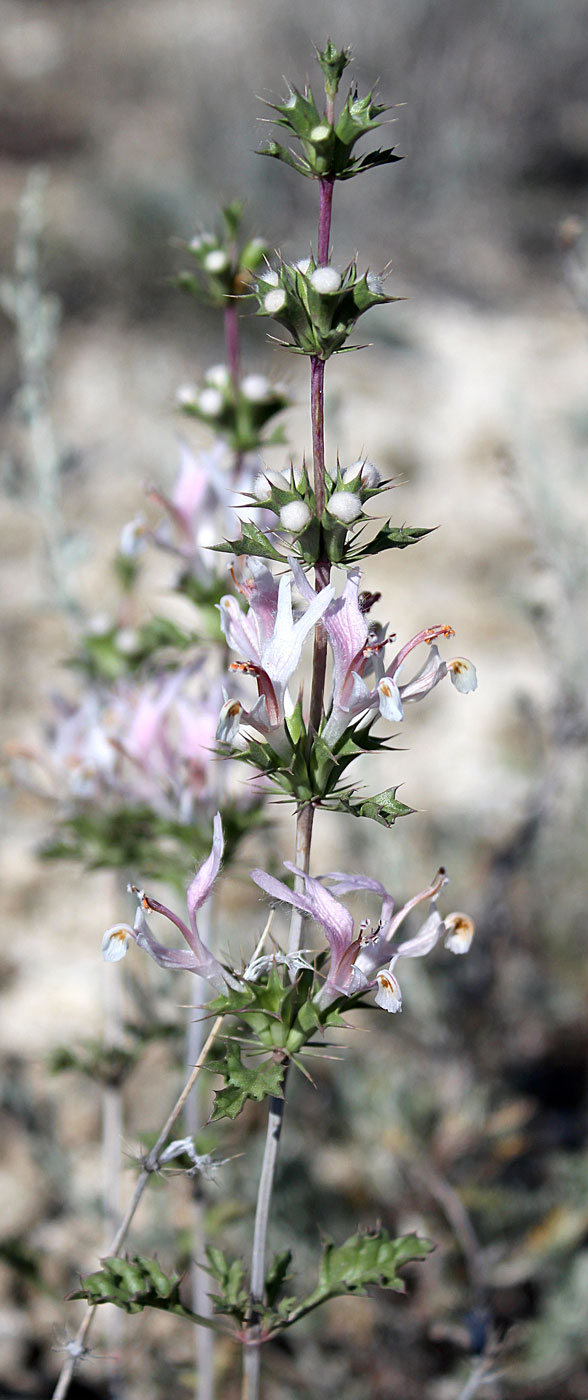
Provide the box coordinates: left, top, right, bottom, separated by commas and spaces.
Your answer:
255, 258, 394, 359
102, 813, 475, 1024
215, 548, 476, 756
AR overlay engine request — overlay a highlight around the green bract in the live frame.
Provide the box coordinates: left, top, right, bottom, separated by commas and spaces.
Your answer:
176, 200, 269, 307
259, 84, 402, 182
255, 258, 397, 359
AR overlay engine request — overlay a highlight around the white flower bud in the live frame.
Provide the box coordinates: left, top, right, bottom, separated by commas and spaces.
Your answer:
262, 269, 280, 287
242, 373, 272, 403
327, 490, 363, 524
189, 232, 211, 251
203, 248, 230, 274
197, 387, 224, 417
253, 468, 287, 501
280, 501, 311, 533
310, 124, 332, 142
264, 288, 287, 314
205, 364, 230, 388
116, 627, 140, 655
176, 383, 197, 407
295, 257, 312, 274
310, 266, 341, 294
343, 458, 380, 488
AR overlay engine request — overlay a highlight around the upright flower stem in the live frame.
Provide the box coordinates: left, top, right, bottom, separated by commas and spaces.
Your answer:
225, 301, 241, 395
242, 169, 336, 1400
185, 906, 215, 1400
225, 299, 243, 481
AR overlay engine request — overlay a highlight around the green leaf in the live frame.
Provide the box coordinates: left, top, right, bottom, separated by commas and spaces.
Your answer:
313, 1228, 432, 1300
265, 1250, 293, 1308
326, 786, 414, 828
273, 1229, 433, 1331
210, 1049, 285, 1122
213, 521, 286, 562
68, 1255, 226, 1330
346, 523, 434, 560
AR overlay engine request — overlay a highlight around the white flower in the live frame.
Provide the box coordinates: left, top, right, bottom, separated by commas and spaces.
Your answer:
448, 658, 478, 694
326, 491, 363, 524
197, 387, 224, 418
203, 249, 229, 274
443, 912, 475, 954
264, 288, 286, 314
343, 457, 380, 488
242, 373, 272, 403
280, 501, 311, 533
310, 266, 341, 294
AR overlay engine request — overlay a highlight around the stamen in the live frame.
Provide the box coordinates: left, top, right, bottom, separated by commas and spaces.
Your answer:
230, 660, 261, 676
425, 624, 455, 644
363, 632, 394, 658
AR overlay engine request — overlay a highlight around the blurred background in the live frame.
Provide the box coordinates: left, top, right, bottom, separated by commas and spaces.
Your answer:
2, 1, 588, 1397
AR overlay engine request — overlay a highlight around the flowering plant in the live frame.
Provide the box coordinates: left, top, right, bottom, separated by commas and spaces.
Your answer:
46, 38, 478, 1400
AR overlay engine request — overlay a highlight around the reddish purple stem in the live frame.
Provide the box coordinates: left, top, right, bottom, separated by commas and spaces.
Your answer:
317, 177, 334, 266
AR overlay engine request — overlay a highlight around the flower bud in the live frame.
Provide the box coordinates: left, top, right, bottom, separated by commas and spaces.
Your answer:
197, 387, 224, 417
205, 364, 230, 388
264, 288, 287, 314
116, 627, 140, 654
203, 249, 230, 274
310, 266, 342, 294
327, 490, 363, 524
189, 232, 212, 251
310, 124, 332, 143
295, 257, 312, 274
242, 373, 272, 403
254, 468, 287, 501
343, 457, 380, 489
262, 269, 280, 287
280, 501, 312, 533
176, 383, 197, 407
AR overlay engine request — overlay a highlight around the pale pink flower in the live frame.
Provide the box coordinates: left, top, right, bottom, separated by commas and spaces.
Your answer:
102, 813, 239, 991
220, 566, 334, 733
250, 862, 473, 1012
